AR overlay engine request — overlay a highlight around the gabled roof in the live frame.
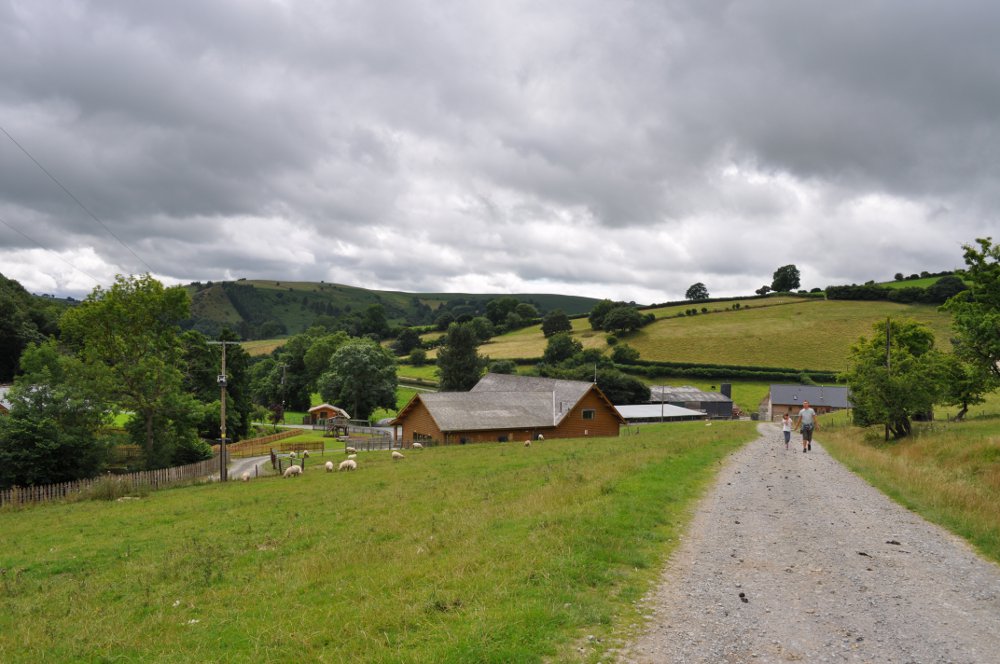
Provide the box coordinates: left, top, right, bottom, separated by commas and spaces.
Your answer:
308, 403, 351, 418
770, 384, 851, 409
392, 373, 623, 431
651, 385, 732, 403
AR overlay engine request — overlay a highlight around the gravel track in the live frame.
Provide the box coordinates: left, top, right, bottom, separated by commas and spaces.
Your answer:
616, 423, 1000, 663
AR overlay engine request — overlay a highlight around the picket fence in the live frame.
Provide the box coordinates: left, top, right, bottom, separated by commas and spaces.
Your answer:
0, 456, 220, 508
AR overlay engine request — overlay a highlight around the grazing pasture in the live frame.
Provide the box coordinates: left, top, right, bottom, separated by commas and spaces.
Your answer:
0, 422, 752, 663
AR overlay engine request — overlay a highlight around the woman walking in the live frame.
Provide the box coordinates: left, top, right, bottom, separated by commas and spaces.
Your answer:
781, 412, 792, 450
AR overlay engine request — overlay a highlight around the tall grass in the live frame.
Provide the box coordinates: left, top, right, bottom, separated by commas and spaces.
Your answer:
0, 422, 753, 663
820, 398, 1000, 563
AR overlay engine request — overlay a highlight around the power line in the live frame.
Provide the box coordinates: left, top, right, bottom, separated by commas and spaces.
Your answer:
0, 213, 105, 286
0, 124, 155, 273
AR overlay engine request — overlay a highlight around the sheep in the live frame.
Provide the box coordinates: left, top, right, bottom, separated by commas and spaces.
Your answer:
537, 434, 544, 441
347, 454, 357, 459
288, 451, 297, 459
345, 446, 357, 455
240, 471, 251, 482
392, 451, 405, 460
282, 464, 302, 478
524, 440, 531, 447
324, 461, 335, 472
338, 459, 357, 471
412, 442, 423, 449
302, 450, 310, 458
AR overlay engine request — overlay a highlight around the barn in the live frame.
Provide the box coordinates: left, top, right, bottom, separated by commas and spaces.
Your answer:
763, 384, 851, 421
391, 373, 624, 446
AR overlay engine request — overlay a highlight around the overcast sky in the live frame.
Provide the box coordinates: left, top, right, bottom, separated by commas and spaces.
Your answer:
2, 1, 998, 303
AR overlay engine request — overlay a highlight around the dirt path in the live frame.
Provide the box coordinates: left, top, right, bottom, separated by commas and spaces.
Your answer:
615, 423, 1000, 663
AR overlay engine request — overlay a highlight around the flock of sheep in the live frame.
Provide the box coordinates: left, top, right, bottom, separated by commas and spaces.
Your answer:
239, 435, 542, 483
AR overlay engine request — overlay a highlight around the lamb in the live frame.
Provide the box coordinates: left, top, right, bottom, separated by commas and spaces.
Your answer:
324, 461, 335, 472
392, 451, 404, 460
412, 442, 423, 449
347, 454, 357, 459
524, 440, 531, 447
537, 434, 544, 441
345, 446, 357, 455
240, 471, 251, 482
338, 459, 357, 471
282, 464, 302, 478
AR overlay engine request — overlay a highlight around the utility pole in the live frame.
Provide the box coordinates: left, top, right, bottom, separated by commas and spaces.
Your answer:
208, 340, 239, 481
885, 317, 891, 442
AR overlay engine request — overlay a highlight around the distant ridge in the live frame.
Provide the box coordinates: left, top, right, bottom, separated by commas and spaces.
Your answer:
182, 279, 603, 339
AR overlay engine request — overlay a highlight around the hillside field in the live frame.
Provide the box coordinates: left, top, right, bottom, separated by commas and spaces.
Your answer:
464, 297, 952, 372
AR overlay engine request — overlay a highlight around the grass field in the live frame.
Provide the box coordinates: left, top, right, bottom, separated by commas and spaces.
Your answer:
0, 422, 754, 663
819, 393, 1000, 564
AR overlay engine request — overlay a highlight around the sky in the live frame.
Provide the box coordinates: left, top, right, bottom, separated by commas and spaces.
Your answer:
2, 1, 998, 303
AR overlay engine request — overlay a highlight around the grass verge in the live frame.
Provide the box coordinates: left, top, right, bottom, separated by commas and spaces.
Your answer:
0, 421, 753, 663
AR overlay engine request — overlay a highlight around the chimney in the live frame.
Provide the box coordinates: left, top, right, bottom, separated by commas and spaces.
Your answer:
720, 383, 732, 398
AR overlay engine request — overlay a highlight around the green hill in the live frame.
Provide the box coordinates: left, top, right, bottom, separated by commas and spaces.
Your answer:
183, 279, 601, 339
464, 296, 954, 373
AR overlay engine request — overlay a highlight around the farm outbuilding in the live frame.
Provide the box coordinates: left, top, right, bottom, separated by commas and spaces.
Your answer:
306, 403, 350, 424
763, 384, 851, 421
391, 373, 625, 446
650, 384, 734, 419
615, 403, 708, 424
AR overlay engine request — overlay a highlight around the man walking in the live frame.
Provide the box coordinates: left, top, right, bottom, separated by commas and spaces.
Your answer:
794, 400, 818, 452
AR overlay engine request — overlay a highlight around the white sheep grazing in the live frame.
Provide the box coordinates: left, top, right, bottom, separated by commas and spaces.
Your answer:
347, 454, 357, 459
282, 464, 302, 478
288, 451, 297, 459
524, 440, 531, 447
240, 471, 251, 482
392, 451, 404, 460
537, 434, 544, 441
338, 459, 357, 471
324, 461, 335, 472
345, 446, 357, 455
412, 442, 423, 449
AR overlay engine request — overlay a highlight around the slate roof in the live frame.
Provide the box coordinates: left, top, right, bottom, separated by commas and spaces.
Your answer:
651, 385, 732, 403
769, 384, 851, 409
394, 373, 620, 432
615, 404, 707, 421
308, 403, 351, 419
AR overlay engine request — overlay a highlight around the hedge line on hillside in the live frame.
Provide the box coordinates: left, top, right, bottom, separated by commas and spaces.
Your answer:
614, 359, 839, 382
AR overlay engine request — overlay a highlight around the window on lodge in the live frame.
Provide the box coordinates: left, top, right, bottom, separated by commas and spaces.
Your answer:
582, 409, 596, 420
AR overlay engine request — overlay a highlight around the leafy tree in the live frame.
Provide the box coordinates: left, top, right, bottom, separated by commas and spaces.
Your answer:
269, 333, 314, 410
361, 304, 391, 339
485, 296, 519, 326
317, 339, 397, 422
595, 368, 651, 405
468, 316, 496, 342
514, 302, 538, 320
543, 332, 583, 364
303, 331, 351, 386
925, 275, 968, 303
945, 238, 1000, 380
409, 348, 428, 366
488, 359, 517, 374
685, 282, 709, 301
755, 285, 771, 296
542, 309, 573, 338
602, 306, 643, 334
0, 272, 60, 382
840, 319, 944, 439
894, 273, 904, 281
771, 265, 801, 292
0, 342, 111, 488
435, 322, 488, 391
60, 274, 195, 467
181, 329, 254, 443
434, 312, 455, 331
391, 327, 422, 356
611, 343, 640, 364
939, 352, 993, 421
588, 299, 616, 330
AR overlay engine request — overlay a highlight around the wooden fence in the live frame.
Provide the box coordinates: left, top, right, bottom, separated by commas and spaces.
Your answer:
224, 429, 303, 458
0, 456, 221, 508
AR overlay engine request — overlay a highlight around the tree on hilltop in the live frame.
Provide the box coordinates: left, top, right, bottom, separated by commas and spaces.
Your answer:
771, 265, 801, 292
685, 282, 709, 301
